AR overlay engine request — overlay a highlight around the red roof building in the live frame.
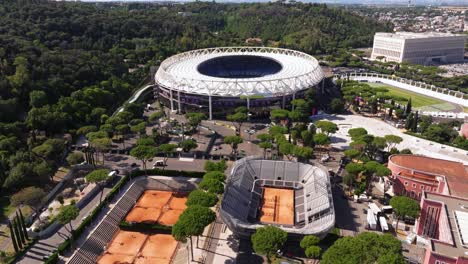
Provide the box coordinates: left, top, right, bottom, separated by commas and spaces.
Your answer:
388, 155, 468, 200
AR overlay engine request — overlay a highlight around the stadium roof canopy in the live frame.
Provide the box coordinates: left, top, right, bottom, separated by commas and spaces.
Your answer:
155, 47, 324, 97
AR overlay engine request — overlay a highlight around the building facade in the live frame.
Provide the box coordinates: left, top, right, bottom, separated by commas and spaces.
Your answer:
416, 193, 468, 264
371, 32, 466, 65
387, 155, 468, 201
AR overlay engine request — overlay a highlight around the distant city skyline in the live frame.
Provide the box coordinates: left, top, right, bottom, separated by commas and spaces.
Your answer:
73, 0, 468, 6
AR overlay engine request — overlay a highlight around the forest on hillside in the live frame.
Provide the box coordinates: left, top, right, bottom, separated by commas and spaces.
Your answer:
0, 0, 391, 195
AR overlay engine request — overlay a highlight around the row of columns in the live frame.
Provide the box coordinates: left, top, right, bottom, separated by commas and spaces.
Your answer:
167, 79, 326, 120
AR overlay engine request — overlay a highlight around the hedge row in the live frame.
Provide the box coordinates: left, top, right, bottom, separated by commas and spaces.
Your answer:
131, 168, 205, 178
119, 221, 172, 234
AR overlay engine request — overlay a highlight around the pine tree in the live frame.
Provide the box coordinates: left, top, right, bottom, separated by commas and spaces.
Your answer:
8, 221, 19, 253
412, 111, 418, 132
18, 209, 29, 240
405, 113, 414, 130
13, 218, 25, 247
16, 212, 27, 243
406, 98, 412, 115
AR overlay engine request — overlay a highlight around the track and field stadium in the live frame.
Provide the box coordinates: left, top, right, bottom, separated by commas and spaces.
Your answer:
154, 47, 325, 119
220, 157, 335, 238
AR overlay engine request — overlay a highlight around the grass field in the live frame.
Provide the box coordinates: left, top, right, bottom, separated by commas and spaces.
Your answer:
368, 83, 465, 112
368, 83, 444, 107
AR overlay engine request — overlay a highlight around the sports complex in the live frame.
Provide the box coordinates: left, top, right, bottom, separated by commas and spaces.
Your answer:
154, 47, 325, 119
66, 177, 198, 264
220, 157, 335, 238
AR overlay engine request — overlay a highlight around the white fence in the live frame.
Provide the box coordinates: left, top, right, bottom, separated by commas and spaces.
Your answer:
334, 72, 468, 108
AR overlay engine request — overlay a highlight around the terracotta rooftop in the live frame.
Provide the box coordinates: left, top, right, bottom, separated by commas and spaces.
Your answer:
398, 171, 439, 184
390, 155, 468, 198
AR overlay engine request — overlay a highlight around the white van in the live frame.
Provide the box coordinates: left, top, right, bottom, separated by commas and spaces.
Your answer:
152, 160, 165, 168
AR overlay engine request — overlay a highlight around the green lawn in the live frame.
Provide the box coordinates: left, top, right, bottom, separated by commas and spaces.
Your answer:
368, 83, 445, 108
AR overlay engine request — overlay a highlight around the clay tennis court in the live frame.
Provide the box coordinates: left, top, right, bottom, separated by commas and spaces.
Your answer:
98, 232, 178, 264
260, 187, 294, 225
125, 190, 187, 226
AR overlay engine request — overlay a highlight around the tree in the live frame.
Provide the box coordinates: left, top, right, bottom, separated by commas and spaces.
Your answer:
85, 169, 110, 202
343, 174, 355, 192
203, 171, 226, 182
130, 121, 147, 138
29, 90, 48, 108
313, 133, 330, 153
251, 226, 287, 263
348, 127, 367, 140
204, 160, 227, 172
115, 124, 130, 148
224, 135, 243, 156
344, 149, 361, 160
315, 121, 338, 136
91, 137, 112, 165
186, 112, 207, 133
136, 137, 155, 146
345, 163, 365, 176
330, 98, 345, 113
66, 152, 84, 165
11, 187, 47, 215
172, 205, 216, 260
149, 111, 164, 123
384, 135, 403, 152
300, 235, 321, 258
186, 190, 218, 207
259, 141, 273, 159
199, 178, 224, 194
405, 113, 414, 130
227, 111, 248, 136
293, 146, 313, 162
321, 232, 405, 264
179, 139, 198, 152
270, 109, 290, 122
130, 145, 157, 174
390, 196, 420, 232
278, 141, 295, 160
56, 205, 79, 247
157, 143, 177, 166
405, 98, 412, 115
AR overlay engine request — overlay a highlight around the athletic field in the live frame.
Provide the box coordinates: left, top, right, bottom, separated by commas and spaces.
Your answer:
368, 83, 465, 113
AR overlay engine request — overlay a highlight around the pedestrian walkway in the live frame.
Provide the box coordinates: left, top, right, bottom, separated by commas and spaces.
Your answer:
17, 187, 112, 264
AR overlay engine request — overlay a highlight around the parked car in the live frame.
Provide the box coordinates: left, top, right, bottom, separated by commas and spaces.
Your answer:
152, 160, 165, 168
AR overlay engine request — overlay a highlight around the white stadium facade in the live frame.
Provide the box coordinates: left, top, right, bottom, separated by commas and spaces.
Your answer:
154, 47, 325, 119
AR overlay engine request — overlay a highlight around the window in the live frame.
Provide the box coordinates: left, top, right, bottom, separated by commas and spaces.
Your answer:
433, 187, 437, 192
412, 183, 416, 188
404, 181, 408, 186
421, 185, 424, 190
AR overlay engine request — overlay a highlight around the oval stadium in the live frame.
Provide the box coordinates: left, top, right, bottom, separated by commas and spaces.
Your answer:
154, 47, 325, 119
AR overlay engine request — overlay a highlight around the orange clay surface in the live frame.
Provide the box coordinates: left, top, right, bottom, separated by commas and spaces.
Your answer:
260, 187, 294, 225
98, 253, 135, 264
98, 232, 178, 264
107, 231, 147, 256
125, 190, 187, 226
140, 234, 178, 260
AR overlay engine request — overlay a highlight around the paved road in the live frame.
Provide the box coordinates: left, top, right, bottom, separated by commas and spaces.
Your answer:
17, 186, 112, 264
318, 114, 468, 164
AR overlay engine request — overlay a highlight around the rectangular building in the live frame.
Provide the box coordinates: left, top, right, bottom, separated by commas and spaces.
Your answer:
416, 192, 468, 264
371, 32, 466, 65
